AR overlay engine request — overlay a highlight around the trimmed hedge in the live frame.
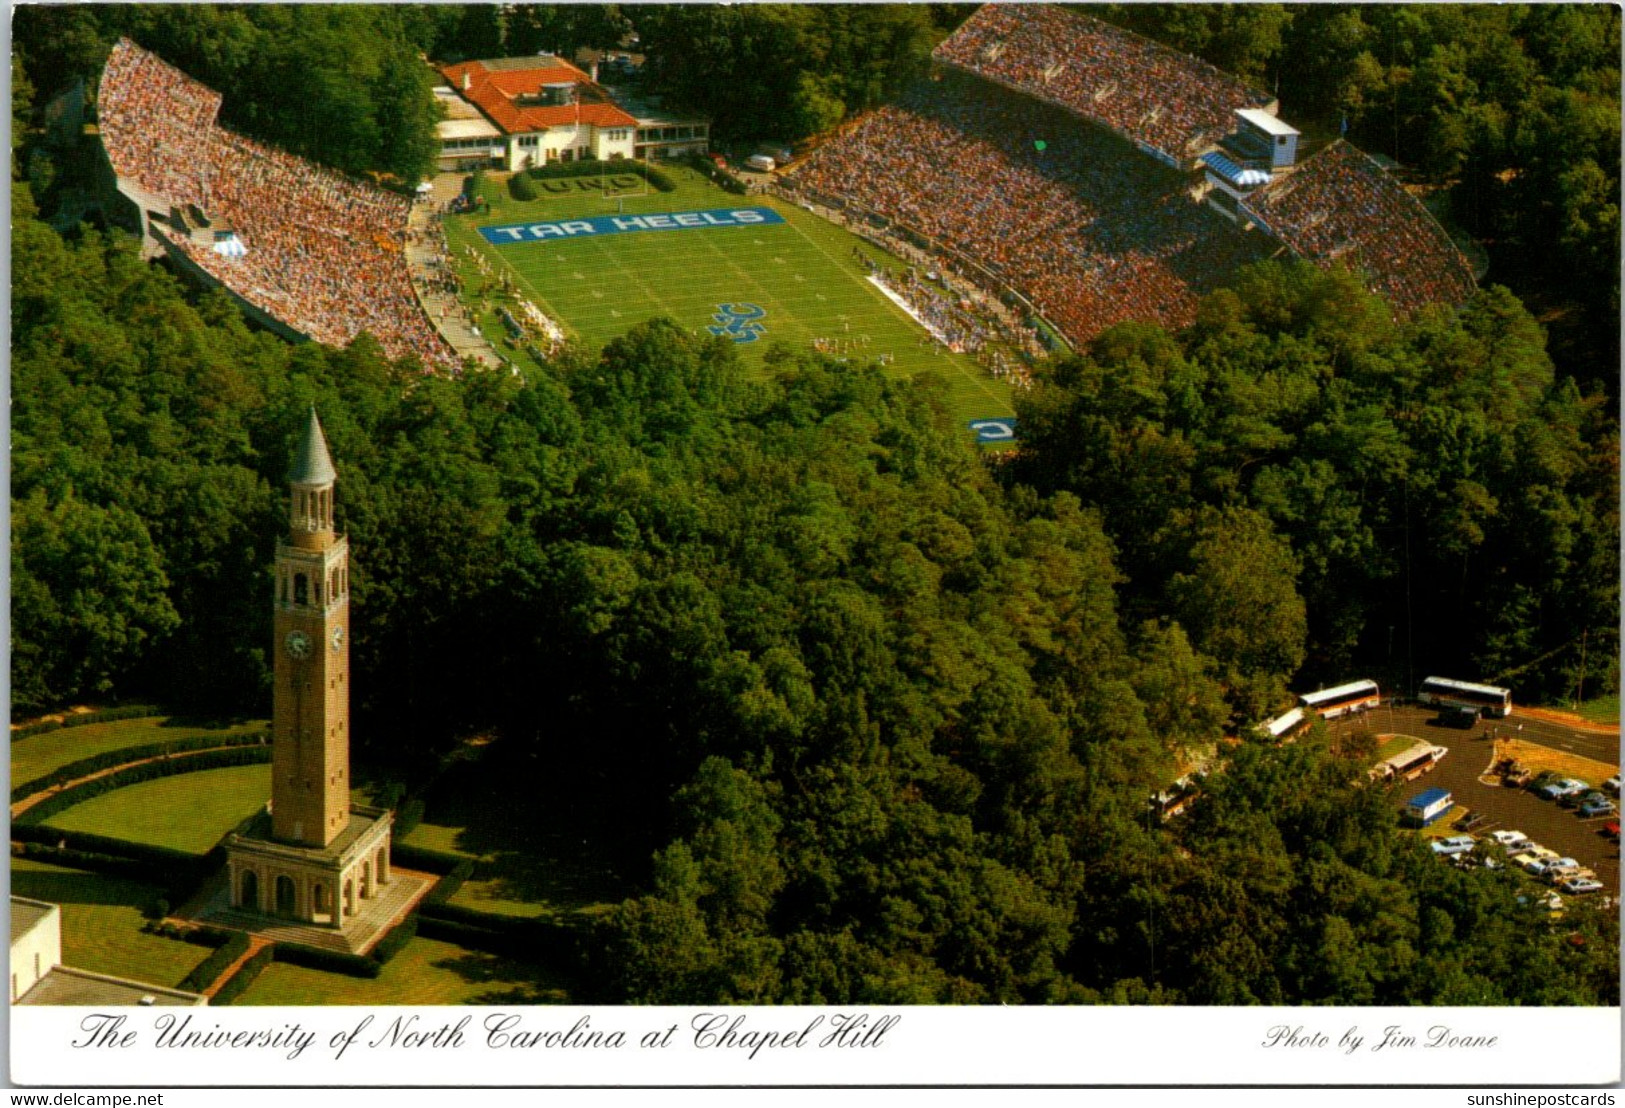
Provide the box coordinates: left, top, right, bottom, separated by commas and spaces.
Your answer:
390, 841, 472, 876
524, 157, 605, 182
509, 173, 539, 201
177, 931, 252, 993
415, 903, 596, 971
393, 798, 426, 837
147, 921, 233, 948
12, 705, 166, 741
422, 859, 476, 907
13, 824, 206, 871
212, 945, 274, 1005
13, 841, 168, 884
13, 732, 270, 802
524, 159, 676, 192
13, 705, 165, 738
415, 914, 532, 959
418, 900, 539, 934
17, 744, 272, 826
273, 942, 380, 979
370, 915, 417, 965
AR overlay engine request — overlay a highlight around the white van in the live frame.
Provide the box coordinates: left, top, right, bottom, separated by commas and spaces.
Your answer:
745, 154, 775, 173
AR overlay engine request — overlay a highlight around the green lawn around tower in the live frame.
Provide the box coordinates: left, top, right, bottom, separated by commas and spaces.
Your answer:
44, 763, 272, 854
233, 935, 571, 1005
12, 715, 268, 788
10, 858, 213, 990
443, 165, 1015, 427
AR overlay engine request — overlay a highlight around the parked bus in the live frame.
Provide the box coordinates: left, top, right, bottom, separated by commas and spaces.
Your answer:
1417, 676, 1513, 719
1372, 739, 1448, 783
1256, 707, 1308, 742
1298, 679, 1380, 719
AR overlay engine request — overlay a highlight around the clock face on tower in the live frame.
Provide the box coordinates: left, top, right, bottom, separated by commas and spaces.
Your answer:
284, 630, 312, 659
330, 625, 345, 652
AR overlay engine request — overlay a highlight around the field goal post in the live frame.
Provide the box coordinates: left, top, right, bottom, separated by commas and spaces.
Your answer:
598, 155, 650, 204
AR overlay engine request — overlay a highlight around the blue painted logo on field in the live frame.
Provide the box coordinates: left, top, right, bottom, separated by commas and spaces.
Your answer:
478, 207, 784, 245
968, 418, 1018, 443
709, 303, 767, 343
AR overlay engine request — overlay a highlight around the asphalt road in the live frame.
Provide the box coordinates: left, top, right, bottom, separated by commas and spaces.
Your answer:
1326, 703, 1621, 894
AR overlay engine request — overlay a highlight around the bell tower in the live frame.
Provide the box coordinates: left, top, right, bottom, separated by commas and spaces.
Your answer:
271, 407, 351, 847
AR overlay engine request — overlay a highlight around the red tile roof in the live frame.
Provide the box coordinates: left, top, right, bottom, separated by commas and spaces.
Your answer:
440, 59, 637, 134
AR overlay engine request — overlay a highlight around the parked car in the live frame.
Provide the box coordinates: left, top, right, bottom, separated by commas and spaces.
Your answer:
1528, 856, 1579, 879
1518, 848, 1560, 874
1536, 777, 1589, 801
1430, 835, 1477, 856
1559, 876, 1605, 895
1602, 820, 1620, 841
1490, 830, 1531, 849
1453, 810, 1490, 833
1543, 862, 1585, 884
1577, 795, 1617, 819
1557, 783, 1597, 808
1604, 775, 1621, 796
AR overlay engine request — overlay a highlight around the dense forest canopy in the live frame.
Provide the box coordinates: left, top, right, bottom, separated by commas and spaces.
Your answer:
10, 4, 1620, 1005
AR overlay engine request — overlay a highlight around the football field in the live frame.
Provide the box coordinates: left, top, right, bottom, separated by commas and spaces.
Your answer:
445, 165, 1013, 425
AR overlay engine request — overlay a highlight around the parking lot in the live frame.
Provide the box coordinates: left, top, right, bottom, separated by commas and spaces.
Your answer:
1328, 703, 1620, 894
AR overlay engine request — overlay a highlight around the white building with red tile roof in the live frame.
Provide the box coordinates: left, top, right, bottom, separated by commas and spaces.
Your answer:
436, 55, 708, 172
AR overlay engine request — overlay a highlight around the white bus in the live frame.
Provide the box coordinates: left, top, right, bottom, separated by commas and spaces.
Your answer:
1417, 676, 1512, 719
1257, 707, 1308, 741
1298, 679, 1380, 719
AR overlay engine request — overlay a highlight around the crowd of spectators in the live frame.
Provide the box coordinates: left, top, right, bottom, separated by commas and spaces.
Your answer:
98, 38, 222, 209
790, 74, 1269, 349
99, 39, 460, 372
1242, 142, 1477, 317
933, 4, 1273, 167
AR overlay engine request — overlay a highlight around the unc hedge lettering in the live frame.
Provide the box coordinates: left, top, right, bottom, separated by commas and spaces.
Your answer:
17, 745, 272, 826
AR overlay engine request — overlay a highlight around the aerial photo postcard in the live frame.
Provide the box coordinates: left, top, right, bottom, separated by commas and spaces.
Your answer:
8, 1, 1621, 1090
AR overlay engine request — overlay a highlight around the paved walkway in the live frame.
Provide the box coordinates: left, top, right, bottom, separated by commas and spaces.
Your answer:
406, 175, 503, 370
200, 935, 273, 998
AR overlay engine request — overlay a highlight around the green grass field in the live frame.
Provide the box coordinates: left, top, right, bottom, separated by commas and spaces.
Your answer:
11, 858, 212, 989
1376, 734, 1426, 761
446, 165, 1014, 426
46, 763, 271, 854
1573, 694, 1620, 726
234, 935, 570, 1005
12, 715, 268, 787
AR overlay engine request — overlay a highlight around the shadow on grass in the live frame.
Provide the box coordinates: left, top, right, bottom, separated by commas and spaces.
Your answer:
417, 762, 639, 912
432, 950, 576, 1005
12, 866, 158, 909
158, 715, 259, 731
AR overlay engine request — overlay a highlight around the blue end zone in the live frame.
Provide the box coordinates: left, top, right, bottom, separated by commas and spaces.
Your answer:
480, 207, 785, 246
968, 418, 1018, 443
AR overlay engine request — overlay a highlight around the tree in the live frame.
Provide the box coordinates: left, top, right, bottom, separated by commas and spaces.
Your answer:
1166, 507, 1306, 719
12, 490, 179, 712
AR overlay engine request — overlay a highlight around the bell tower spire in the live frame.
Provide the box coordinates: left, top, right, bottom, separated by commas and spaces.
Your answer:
288, 406, 337, 545
272, 406, 352, 847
